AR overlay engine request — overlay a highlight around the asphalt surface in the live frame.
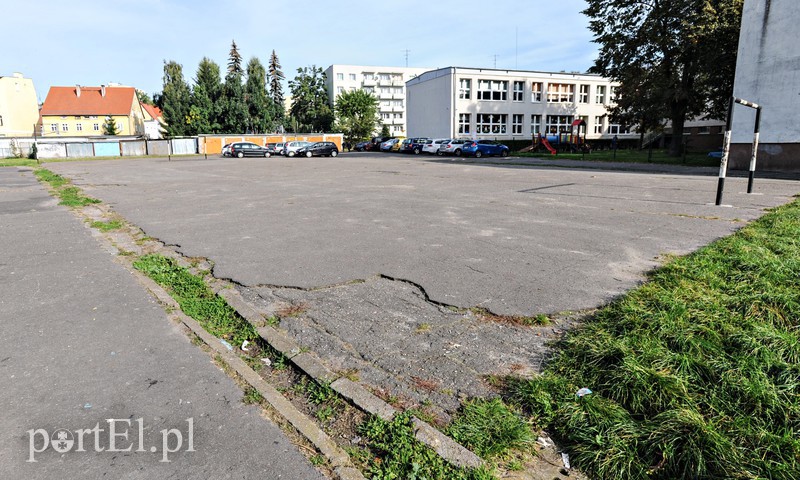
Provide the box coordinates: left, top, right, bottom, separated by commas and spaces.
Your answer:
0, 167, 325, 479
49, 153, 800, 315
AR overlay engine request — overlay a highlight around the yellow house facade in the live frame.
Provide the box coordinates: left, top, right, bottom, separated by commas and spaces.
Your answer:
0, 73, 40, 137
39, 85, 145, 137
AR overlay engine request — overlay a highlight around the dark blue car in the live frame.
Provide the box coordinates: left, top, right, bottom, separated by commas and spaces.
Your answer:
462, 140, 510, 158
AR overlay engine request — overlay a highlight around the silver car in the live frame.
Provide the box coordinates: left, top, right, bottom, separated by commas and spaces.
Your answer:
423, 138, 450, 155
282, 141, 312, 157
438, 139, 468, 156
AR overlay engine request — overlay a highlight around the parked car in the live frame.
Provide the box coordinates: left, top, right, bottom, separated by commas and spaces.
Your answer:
221, 143, 232, 157
354, 141, 371, 151
380, 138, 400, 152
230, 141, 273, 158
438, 139, 468, 156
282, 141, 312, 157
422, 138, 450, 155
296, 141, 339, 157
461, 139, 510, 158
274, 142, 285, 155
399, 138, 431, 154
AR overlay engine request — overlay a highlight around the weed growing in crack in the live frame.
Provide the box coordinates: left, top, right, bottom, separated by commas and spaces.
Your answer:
445, 398, 535, 460
242, 387, 264, 405
90, 219, 124, 231
276, 302, 309, 318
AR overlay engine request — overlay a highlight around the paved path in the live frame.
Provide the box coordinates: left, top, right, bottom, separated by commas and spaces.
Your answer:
50, 155, 800, 315
0, 167, 325, 479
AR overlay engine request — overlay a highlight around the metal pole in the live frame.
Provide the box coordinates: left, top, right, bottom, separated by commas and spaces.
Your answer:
716, 96, 735, 206
747, 106, 761, 193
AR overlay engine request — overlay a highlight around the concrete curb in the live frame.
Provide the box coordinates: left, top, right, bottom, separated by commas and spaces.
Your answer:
217, 283, 485, 470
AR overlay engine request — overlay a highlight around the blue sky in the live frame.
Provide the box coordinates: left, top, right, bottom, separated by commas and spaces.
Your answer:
4, 0, 599, 102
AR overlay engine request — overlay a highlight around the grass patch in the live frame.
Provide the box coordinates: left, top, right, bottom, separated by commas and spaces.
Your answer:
133, 254, 257, 346
34, 168, 100, 207
504, 199, 800, 479
90, 219, 124, 231
356, 412, 495, 480
446, 398, 535, 460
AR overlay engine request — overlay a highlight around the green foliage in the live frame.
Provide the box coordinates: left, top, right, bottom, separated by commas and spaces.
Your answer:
583, 0, 743, 155
35, 168, 101, 206
358, 413, 496, 480
90, 219, 123, 231
380, 123, 390, 138
268, 49, 286, 127
133, 254, 258, 346
288, 66, 333, 133
136, 89, 154, 106
186, 57, 223, 135
245, 57, 276, 134
102, 116, 119, 136
227, 40, 243, 76
242, 387, 264, 405
160, 60, 192, 136
334, 89, 380, 142
506, 198, 800, 479
445, 398, 535, 459
221, 46, 248, 134
34, 168, 67, 188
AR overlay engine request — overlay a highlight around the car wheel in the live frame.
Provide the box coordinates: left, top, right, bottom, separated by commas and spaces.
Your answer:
331, 150, 338, 157
264, 152, 271, 158
288, 151, 295, 157
475, 151, 483, 158
306, 151, 313, 158
455, 149, 462, 157
237, 151, 244, 158
413, 148, 420, 154
437, 151, 443, 156
501, 149, 509, 157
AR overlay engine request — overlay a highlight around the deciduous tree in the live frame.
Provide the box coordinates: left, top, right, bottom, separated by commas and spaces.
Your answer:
334, 89, 379, 142
583, 0, 743, 155
288, 66, 333, 133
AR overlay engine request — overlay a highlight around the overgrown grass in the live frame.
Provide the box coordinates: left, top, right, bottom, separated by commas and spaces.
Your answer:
34, 168, 101, 207
133, 254, 257, 346
504, 199, 800, 479
355, 412, 496, 480
445, 398, 535, 460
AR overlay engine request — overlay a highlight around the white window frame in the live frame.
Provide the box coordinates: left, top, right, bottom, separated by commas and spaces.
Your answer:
512, 81, 524, 102
546, 83, 575, 103
476, 80, 508, 101
50, 123, 58, 132
458, 78, 471, 99
579, 85, 589, 103
76, 123, 83, 131
512, 114, 523, 134
594, 116, 605, 134
530, 114, 541, 135
545, 115, 574, 134
61, 123, 69, 132
336, 73, 344, 80
93, 123, 100, 131
595, 85, 606, 104
458, 113, 470, 134
476, 113, 507, 134
530, 82, 542, 102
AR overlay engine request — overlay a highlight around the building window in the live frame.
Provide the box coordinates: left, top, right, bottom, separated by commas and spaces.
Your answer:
476, 114, 507, 134
393, 113, 402, 119
594, 116, 605, 134
394, 86, 404, 95
337, 73, 344, 80
117, 122, 124, 132
349, 73, 356, 81
76, 123, 83, 131
364, 87, 374, 94
595, 85, 606, 104
337, 87, 344, 94
51, 123, 58, 132
93, 123, 100, 131
512, 114, 523, 134
381, 113, 390, 120
579, 85, 589, 103
393, 125, 403, 132
477, 80, 508, 101
61, 123, 69, 132
530, 115, 541, 135
392, 99, 403, 107
512, 81, 524, 102
531, 82, 542, 102
380, 74, 390, 81
608, 123, 629, 134
609, 85, 619, 102
458, 78, 471, 99
458, 114, 470, 134
545, 115, 574, 134
546, 83, 575, 103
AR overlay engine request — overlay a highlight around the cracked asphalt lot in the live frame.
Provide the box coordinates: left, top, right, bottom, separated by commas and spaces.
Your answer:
49, 154, 800, 413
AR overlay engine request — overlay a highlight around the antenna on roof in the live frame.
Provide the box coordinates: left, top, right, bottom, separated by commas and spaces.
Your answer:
403, 49, 410, 67
492, 54, 498, 68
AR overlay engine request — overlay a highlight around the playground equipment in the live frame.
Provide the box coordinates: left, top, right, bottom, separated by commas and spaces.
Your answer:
532, 119, 590, 155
